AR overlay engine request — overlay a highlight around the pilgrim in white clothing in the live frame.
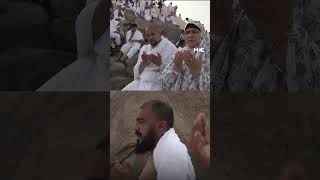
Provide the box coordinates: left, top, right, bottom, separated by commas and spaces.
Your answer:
110, 18, 121, 46
122, 35, 176, 90
153, 128, 196, 180
119, 24, 144, 60
143, 6, 152, 21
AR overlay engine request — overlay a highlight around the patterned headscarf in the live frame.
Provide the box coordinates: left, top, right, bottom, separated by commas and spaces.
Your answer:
160, 20, 210, 91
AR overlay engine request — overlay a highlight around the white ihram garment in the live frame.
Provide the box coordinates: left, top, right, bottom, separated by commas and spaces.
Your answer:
110, 19, 121, 45
120, 29, 143, 59
144, 8, 152, 21
122, 36, 177, 91
153, 128, 196, 180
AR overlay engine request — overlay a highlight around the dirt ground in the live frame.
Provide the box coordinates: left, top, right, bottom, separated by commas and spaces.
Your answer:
0, 93, 108, 180
212, 92, 320, 180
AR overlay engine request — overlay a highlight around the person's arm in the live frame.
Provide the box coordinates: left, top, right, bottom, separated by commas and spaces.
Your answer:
191, 113, 210, 170
149, 53, 162, 66
139, 61, 148, 74
159, 54, 177, 90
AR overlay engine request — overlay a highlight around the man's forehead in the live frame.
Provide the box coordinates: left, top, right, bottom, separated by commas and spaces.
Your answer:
146, 26, 161, 34
137, 105, 153, 118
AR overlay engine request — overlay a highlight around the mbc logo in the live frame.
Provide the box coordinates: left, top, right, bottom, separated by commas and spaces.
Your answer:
193, 48, 204, 53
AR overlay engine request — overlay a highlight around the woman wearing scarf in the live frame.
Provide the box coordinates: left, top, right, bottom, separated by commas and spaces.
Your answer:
38, 0, 108, 91
212, 0, 320, 91
160, 20, 210, 91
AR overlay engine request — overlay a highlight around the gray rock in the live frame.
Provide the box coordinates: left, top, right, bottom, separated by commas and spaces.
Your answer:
0, 2, 52, 51
110, 55, 119, 63
111, 62, 126, 77
110, 76, 133, 90
0, 48, 76, 90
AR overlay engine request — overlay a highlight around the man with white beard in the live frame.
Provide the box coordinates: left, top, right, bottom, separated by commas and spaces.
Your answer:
122, 23, 177, 91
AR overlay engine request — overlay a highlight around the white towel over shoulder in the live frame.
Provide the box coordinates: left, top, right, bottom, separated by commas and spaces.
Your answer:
153, 128, 196, 180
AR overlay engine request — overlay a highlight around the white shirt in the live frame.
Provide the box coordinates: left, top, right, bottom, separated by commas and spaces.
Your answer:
126, 29, 144, 45
110, 19, 119, 33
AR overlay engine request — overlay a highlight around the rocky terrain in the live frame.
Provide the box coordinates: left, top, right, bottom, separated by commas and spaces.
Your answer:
0, 0, 88, 90
110, 8, 182, 90
110, 91, 210, 179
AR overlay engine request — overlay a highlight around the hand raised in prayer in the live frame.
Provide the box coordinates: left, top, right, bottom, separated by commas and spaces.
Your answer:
191, 113, 210, 170
184, 51, 202, 79
173, 51, 184, 74
149, 52, 162, 66
110, 160, 134, 180
141, 52, 151, 66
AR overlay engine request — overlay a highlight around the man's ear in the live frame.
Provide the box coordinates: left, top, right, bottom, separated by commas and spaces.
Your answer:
157, 120, 167, 132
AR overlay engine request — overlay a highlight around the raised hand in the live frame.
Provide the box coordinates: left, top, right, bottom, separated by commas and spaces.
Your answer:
141, 51, 151, 65
173, 51, 184, 75
111, 160, 134, 180
184, 51, 202, 79
190, 113, 210, 170
149, 52, 162, 66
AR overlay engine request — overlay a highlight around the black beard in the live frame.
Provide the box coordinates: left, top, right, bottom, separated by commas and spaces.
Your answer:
135, 128, 157, 154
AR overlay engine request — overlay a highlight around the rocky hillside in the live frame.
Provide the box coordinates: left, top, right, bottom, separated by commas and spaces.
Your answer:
0, 0, 87, 90
110, 91, 210, 179
110, 8, 182, 90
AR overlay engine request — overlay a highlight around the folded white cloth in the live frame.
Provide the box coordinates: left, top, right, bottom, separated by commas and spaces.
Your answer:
153, 128, 196, 180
